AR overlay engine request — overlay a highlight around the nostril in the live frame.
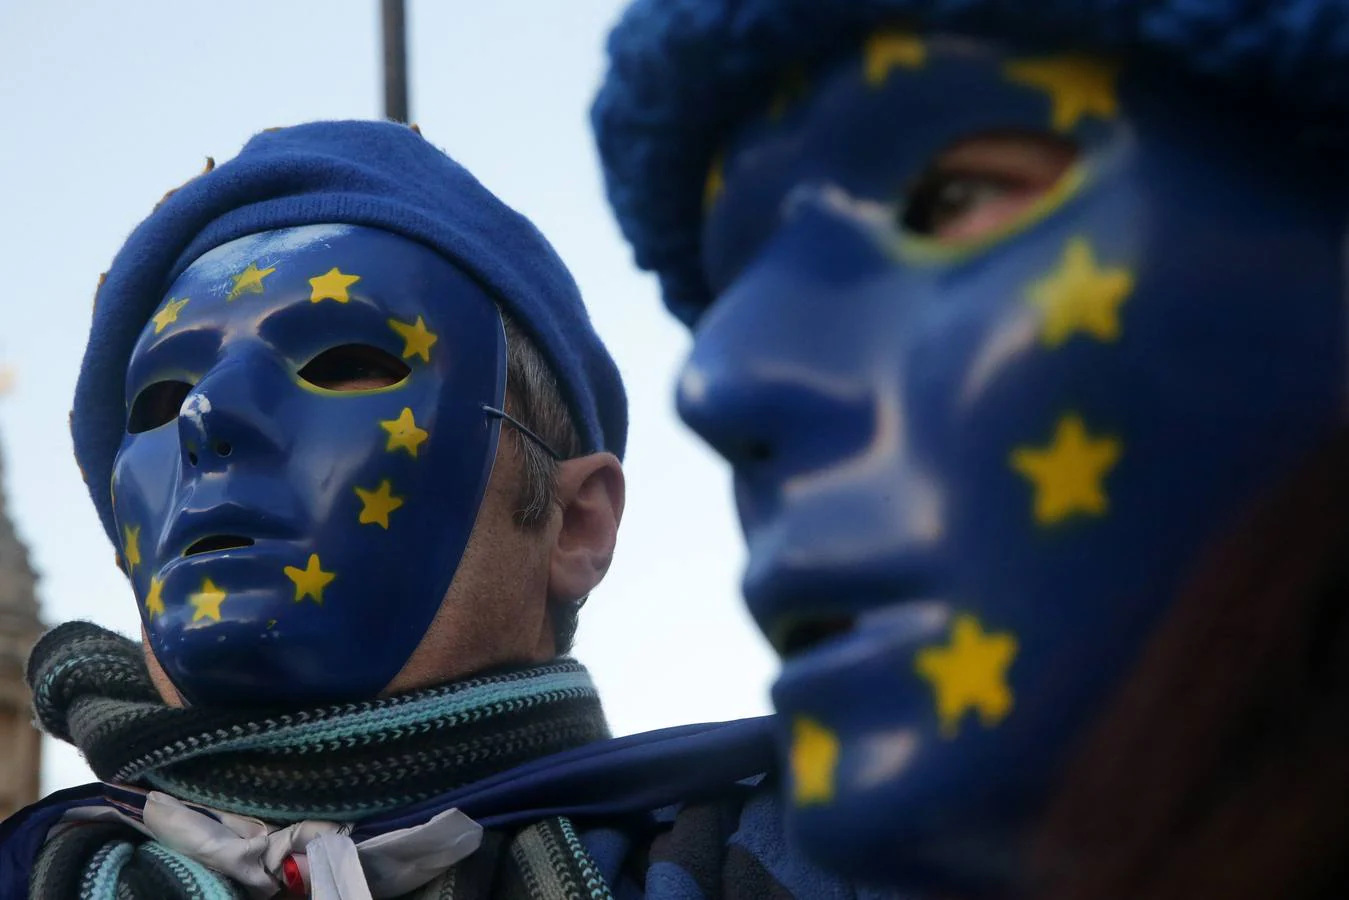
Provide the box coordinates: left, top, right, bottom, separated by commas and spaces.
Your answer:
188, 451, 199, 466
744, 440, 774, 464
215, 441, 232, 458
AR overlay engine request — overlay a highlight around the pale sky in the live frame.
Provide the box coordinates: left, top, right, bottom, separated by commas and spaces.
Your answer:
0, 1, 774, 794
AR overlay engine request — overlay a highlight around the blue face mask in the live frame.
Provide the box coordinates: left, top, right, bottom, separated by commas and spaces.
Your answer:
680, 34, 1348, 888
112, 224, 506, 707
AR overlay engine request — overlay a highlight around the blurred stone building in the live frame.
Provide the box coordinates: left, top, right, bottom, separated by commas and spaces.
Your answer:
0, 445, 42, 820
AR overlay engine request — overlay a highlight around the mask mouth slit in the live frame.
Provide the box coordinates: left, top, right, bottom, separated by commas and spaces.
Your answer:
183, 535, 255, 557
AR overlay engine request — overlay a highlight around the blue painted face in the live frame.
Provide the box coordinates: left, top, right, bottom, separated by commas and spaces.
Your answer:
112, 225, 506, 707
680, 34, 1349, 888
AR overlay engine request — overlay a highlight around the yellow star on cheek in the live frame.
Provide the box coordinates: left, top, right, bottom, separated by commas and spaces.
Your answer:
380, 407, 429, 457
388, 315, 438, 363
1028, 238, 1133, 348
283, 553, 336, 604
226, 262, 276, 301
790, 716, 840, 806
308, 267, 361, 304
914, 614, 1019, 738
1010, 414, 1122, 526
864, 30, 926, 85
122, 525, 142, 572
189, 578, 227, 623
151, 297, 190, 334
1004, 54, 1119, 132
144, 576, 165, 621
354, 479, 405, 529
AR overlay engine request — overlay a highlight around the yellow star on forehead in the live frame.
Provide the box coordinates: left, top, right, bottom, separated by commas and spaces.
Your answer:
790, 716, 841, 806
308, 267, 361, 304
284, 553, 336, 604
703, 155, 725, 212
388, 315, 438, 363
1028, 238, 1134, 348
151, 297, 190, 334
864, 30, 926, 85
226, 262, 276, 301
1004, 54, 1119, 132
355, 479, 405, 529
144, 576, 165, 621
122, 524, 141, 572
1010, 414, 1122, 526
380, 407, 429, 457
189, 577, 227, 623
915, 614, 1019, 738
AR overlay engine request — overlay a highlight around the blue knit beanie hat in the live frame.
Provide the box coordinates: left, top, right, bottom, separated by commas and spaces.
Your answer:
74, 120, 627, 549
592, 0, 1349, 326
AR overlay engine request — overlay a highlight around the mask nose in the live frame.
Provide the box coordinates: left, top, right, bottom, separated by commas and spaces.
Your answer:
677, 204, 896, 488
177, 350, 289, 472
677, 302, 879, 499
677, 348, 876, 482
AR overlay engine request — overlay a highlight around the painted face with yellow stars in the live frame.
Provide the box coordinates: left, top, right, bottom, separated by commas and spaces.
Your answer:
679, 32, 1349, 889
112, 224, 506, 707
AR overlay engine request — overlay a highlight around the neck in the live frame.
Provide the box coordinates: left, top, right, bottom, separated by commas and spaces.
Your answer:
28, 621, 609, 822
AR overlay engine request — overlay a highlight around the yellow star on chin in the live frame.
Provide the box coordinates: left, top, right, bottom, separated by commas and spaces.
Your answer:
790, 716, 841, 806
914, 614, 1019, 738
189, 578, 227, 623
1004, 54, 1119, 132
151, 297, 190, 334
284, 553, 336, 604
864, 31, 926, 85
145, 576, 165, 620
227, 262, 277, 301
355, 479, 405, 529
380, 407, 429, 457
308, 267, 361, 304
1027, 238, 1133, 347
122, 524, 142, 572
388, 315, 438, 362
1011, 414, 1122, 526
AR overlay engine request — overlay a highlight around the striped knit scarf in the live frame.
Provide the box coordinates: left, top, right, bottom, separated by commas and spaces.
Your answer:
26, 621, 617, 900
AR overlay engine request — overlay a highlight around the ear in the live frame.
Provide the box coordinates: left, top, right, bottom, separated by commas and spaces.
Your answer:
548, 452, 625, 603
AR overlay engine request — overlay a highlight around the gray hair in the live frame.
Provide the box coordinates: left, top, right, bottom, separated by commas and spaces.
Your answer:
500, 310, 585, 654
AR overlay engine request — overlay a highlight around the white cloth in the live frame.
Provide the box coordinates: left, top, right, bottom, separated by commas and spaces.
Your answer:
52, 791, 484, 899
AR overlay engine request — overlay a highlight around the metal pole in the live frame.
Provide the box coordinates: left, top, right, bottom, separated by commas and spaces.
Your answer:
382, 0, 410, 123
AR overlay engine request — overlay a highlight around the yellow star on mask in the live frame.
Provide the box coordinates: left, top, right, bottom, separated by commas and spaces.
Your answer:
704, 155, 725, 212
914, 614, 1018, 738
355, 479, 405, 529
380, 407, 429, 457
864, 30, 926, 85
284, 553, 336, 604
766, 67, 809, 121
1010, 414, 1122, 526
1004, 55, 1119, 132
151, 297, 190, 334
1027, 238, 1134, 348
145, 576, 165, 620
308, 267, 361, 304
122, 524, 142, 572
388, 315, 438, 362
790, 716, 841, 806
227, 262, 276, 301
189, 577, 227, 623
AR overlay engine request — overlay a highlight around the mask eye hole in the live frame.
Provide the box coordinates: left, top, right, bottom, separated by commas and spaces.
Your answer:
900, 130, 1078, 243
298, 344, 411, 392
128, 380, 193, 434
